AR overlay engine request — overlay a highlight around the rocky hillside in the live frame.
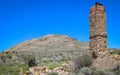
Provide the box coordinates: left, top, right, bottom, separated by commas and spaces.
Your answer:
0, 34, 90, 67
7, 34, 89, 53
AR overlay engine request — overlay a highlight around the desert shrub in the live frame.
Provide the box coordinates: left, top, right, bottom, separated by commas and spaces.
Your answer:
0, 54, 13, 64
0, 54, 7, 63
46, 72, 58, 75
19, 54, 37, 67
80, 67, 91, 75
70, 72, 85, 75
28, 58, 37, 67
22, 54, 35, 62
48, 62, 60, 70
91, 67, 114, 75
6, 54, 12, 59
112, 62, 120, 75
104, 71, 115, 75
77, 72, 85, 75
69, 72, 77, 75
72, 54, 93, 73
70, 67, 114, 75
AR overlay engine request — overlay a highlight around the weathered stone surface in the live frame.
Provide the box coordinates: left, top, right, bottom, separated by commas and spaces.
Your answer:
89, 2, 108, 58
92, 53, 120, 69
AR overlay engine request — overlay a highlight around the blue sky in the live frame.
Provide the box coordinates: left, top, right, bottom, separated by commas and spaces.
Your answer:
0, 0, 120, 52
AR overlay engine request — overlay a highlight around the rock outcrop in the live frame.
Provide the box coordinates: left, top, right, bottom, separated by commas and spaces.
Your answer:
24, 63, 71, 75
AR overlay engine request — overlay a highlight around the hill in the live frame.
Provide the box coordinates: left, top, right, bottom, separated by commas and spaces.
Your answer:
0, 34, 90, 66
7, 34, 89, 53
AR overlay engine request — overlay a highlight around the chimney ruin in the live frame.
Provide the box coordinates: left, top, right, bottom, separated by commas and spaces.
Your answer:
89, 2, 108, 58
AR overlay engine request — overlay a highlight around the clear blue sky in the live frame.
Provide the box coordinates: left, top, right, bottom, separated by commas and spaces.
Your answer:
0, 0, 120, 52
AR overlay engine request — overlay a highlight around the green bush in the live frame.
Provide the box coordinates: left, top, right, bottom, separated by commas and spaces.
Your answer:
72, 54, 93, 73
46, 72, 58, 75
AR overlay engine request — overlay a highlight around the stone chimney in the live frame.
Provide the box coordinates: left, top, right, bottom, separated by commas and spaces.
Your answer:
89, 2, 108, 58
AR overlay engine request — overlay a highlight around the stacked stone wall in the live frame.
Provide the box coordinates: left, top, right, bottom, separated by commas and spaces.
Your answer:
89, 3, 108, 58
